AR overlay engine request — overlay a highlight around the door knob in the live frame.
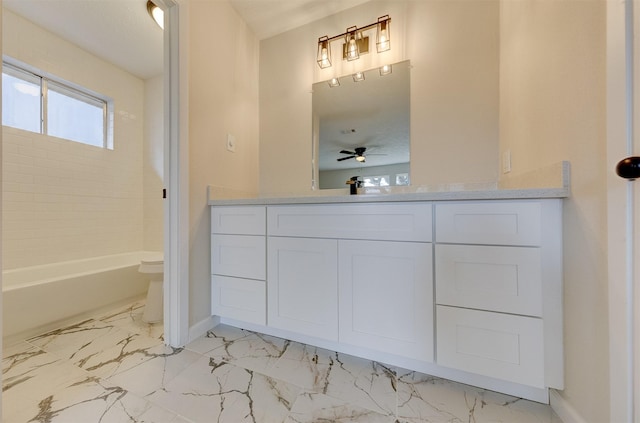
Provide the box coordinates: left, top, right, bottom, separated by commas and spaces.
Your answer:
616, 156, 640, 180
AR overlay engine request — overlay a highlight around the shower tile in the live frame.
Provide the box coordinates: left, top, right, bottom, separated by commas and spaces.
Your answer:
285, 391, 396, 423
146, 355, 301, 423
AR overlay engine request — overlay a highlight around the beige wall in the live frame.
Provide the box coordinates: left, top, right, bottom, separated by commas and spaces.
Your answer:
2, 9, 145, 269
499, 1, 608, 421
259, 0, 499, 195
187, 0, 260, 326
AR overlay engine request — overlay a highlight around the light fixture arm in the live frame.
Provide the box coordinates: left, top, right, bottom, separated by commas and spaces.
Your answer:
322, 17, 389, 44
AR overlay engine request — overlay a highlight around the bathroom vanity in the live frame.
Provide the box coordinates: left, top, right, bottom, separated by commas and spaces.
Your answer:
209, 186, 566, 403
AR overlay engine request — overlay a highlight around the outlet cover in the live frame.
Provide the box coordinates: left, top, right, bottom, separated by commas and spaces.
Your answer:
227, 134, 236, 152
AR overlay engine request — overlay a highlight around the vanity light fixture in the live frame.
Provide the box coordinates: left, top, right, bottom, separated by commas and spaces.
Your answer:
379, 64, 392, 76
147, 0, 164, 29
328, 77, 340, 88
345, 27, 360, 61
376, 15, 391, 52
317, 36, 332, 69
315, 15, 391, 69
353, 72, 365, 82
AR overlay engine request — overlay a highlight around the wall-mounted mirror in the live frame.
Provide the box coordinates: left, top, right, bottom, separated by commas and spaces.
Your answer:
313, 60, 410, 189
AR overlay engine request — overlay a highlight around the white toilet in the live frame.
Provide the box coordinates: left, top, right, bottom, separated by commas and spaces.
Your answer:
139, 252, 164, 323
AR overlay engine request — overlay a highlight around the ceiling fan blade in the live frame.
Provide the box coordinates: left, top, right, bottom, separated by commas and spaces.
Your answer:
337, 155, 356, 161
339, 150, 356, 155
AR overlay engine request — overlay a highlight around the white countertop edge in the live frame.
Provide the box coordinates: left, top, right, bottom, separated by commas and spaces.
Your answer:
208, 186, 569, 206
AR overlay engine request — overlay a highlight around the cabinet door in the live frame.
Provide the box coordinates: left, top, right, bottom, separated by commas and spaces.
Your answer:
267, 237, 338, 341
338, 240, 434, 362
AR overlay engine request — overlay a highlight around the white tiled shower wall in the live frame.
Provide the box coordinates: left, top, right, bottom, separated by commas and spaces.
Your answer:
2, 9, 162, 269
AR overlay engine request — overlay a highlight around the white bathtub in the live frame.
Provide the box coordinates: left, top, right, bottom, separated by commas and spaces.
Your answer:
3, 252, 155, 340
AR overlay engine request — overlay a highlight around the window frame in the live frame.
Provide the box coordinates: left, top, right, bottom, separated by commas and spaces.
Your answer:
2, 59, 113, 149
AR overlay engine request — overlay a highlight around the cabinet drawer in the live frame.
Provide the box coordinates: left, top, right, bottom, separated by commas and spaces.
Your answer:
211, 234, 265, 280
435, 201, 541, 246
212, 275, 265, 325
435, 244, 542, 316
268, 203, 432, 242
211, 206, 266, 235
436, 306, 544, 388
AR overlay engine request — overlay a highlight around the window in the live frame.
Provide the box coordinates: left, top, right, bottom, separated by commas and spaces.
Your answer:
2, 61, 111, 148
363, 175, 390, 187
395, 173, 410, 186
2, 65, 41, 133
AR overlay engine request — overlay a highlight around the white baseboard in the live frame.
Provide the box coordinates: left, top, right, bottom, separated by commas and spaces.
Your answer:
550, 389, 588, 423
187, 315, 219, 344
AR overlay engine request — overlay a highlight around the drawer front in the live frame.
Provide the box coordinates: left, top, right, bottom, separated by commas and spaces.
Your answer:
435, 244, 542, 316
211, 206, 266, 235
211, 275, 265, 325
436, 306, 544, 388
268, 203, 432, 242
211, 234, 265, 280
435, 201, 541, 246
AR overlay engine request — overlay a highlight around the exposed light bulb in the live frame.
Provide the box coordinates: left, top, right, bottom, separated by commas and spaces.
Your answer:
378, 29, 389, 51
348, 38, 358, 60
321, 47, 329, 67
376, 16, 391, 53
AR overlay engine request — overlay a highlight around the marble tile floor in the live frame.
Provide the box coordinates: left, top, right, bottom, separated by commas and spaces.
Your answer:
2, 300, 563, 423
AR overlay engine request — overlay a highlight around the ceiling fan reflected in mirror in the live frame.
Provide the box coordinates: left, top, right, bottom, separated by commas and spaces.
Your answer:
337, 147, 367, 162
337, 147, 385, 163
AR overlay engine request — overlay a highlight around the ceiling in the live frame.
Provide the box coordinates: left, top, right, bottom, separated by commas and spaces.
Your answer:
3, 0, 371, 80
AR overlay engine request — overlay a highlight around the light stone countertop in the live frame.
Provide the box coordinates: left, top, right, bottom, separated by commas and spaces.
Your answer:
208, 162, 570, 206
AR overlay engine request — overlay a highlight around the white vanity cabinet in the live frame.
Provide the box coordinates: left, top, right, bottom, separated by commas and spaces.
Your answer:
267, 203, 434, 360
210, 206, 266, 325
434, 200, 563, 390
210, 196, 564, 402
